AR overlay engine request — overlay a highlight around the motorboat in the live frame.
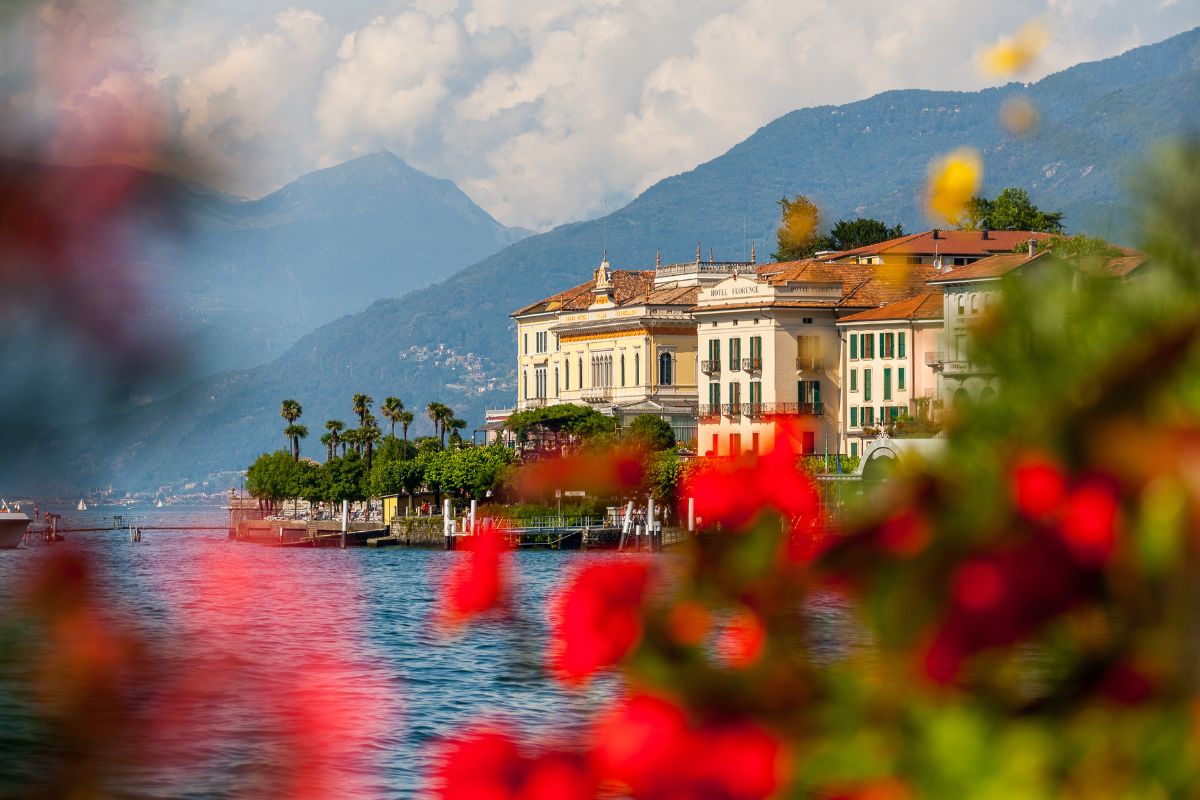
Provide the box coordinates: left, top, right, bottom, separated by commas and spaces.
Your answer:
0, 503, 29, 548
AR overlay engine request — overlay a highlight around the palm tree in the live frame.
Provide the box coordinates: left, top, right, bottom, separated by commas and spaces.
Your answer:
352, 394, 373, 428
437, 404, 455, 447
398, 410, 414, 445
324, 420, 345, 456
281, 399, 302, 425
361, 415, 382, 470
320, 432, 335, 461
446, 417, 467, 446
381, 396, 405, 438
284, 423, 308, 461
342, 427, 361, 456
426, 401, 442, 444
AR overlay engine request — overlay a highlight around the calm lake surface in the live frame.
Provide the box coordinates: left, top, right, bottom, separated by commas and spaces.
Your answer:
0, 505, 857, 799
0, 506, 619, 798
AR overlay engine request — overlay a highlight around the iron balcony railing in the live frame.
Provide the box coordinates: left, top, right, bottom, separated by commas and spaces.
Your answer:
741, 403, 764, 418
761, 402, 824, 416
722, 403, 741, 417
742, 357, 762, 372
701, 359, 720, 375
698, 404, 721, 421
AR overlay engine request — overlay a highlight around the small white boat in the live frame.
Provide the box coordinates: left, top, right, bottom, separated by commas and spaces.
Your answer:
156, 499, 164, 508
77, 498, 87, 511
0, 504, 29, 549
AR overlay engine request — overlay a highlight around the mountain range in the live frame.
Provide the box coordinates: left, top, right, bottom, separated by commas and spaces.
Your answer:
13, 27, 1200, 492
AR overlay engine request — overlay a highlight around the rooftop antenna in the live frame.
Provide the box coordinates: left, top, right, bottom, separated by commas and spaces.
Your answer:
743, 214, 748, 261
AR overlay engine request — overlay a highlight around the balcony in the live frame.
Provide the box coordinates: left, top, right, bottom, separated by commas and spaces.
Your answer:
521, 398, 547, 409
742, 357, 762, 372
796, 357, 825, 372
698, 404, 721, 422
580, 388, 612, 403
741, 403, 765, 418
761, 402, 824, 416
722, 403, 741, 418
701, 359, 721, 375
924, 351, 943, 366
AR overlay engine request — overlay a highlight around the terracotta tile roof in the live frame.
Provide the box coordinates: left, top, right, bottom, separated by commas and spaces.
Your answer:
693, 261, 939, 313
837, 291, 944, 323
1103, 254, 1151, 277
512, 269, 654, 316
821, 229, 1056, 260
635, 284, 701, 305
926, 251, 1048, 283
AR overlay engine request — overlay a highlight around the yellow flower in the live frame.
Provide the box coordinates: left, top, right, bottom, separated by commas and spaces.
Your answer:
980, 20, 1049, 77
926, 148, 982, 225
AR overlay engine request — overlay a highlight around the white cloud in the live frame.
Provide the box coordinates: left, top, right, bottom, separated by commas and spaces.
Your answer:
50, 0, 1200, 228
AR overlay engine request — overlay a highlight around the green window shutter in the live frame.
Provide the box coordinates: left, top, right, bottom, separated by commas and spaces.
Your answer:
850, 334, 858, 360
899, 367, 906, 390
851, 442, 858, 458
851, 407, 858, 427
850, 369, 857, 392
899, 332, 906, 358
884, 368, 892, 401
813, 380, 821, 405
864, 369, 872, 402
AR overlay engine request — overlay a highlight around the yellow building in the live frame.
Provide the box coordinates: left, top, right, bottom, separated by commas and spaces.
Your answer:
510, 252, 756, 448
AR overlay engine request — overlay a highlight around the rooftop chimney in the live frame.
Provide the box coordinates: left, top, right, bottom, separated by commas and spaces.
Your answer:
981, 221, 991, 240
931, 228, 941, 240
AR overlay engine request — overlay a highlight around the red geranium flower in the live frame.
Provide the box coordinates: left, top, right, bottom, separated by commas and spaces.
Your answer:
433, 727, 594, 800
1011, 453, 1067, 520
550, 560, 651, 682
439, 521, 510, 629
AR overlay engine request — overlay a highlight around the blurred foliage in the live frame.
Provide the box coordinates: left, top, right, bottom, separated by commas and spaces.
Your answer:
625, 414, 676, 452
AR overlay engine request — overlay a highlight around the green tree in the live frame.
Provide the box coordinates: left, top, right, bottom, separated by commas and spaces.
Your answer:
506, 404, 617, 448
825, 217, 904, 251
771, 194, 828, 261
352, 393, 373, 428
246, 450, 300, 509
381, 396, 405, 438
625, 414, 676, 451
280, 399, 303, 460
321, 452, 367, 503
437, 444, 519, 501
957, 187, 1064, 233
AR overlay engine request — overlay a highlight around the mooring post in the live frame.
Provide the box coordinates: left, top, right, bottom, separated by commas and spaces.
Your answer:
340, 499, 348, 550
618, 500, 635, 551
688, 497, 695, 533
646, 497, 657, 553
443, 499, 453, 550
469, 499, 477, 534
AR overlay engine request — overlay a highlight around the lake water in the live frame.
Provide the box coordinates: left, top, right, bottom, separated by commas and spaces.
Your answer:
0, 506, 618, 798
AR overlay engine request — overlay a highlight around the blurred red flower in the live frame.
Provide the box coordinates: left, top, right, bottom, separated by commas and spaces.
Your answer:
1058, 479, 1120, 567
719, 608, 767, 669
1011, 454, 1067, 520
439, 521, 511, 629
591, 693, 786, 799
433, 727, 595, 800
550, 560, 651, 681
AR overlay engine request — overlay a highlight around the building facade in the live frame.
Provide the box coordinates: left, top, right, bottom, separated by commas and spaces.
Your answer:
836, 292, 944, 458
692, 260, 938, 457
511, 253, 755, 448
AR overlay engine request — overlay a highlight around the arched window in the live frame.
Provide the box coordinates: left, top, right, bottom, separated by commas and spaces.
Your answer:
634, 352, 640, 385
523, 370, 528, 400
554, 367, 559, 396
659, 351, 673, 386
970, 294, 980, 314
620, 354, 626, 386
578, 357, 583, 387
564, 360, 570, 390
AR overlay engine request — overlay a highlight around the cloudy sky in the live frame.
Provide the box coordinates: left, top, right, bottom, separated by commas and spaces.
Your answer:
4, 0, 1198, 230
